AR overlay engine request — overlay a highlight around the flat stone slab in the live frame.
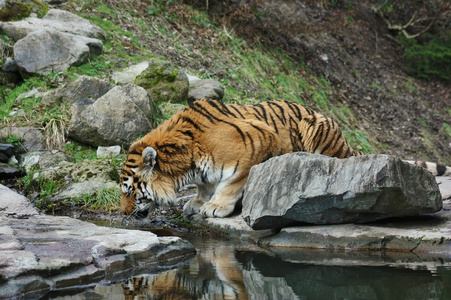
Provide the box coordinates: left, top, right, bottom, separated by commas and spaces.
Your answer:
0, 185, 195, 299
259, 200, 451, 255
203, 177, 451, 259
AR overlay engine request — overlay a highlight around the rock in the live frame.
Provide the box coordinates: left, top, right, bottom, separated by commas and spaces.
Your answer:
15, 87, 42, 101
186, 73, 201, 83
23, 157, 121, 200
68, 84, 159, 147
0, 165, 22, 179
259, 208, 451, 253
0, 152, 8, 163
0, 127, 45, 152
41, 75, 114, 107
134, 58, 189, 104
0, 143, 14, 157
0, 0, 46, 22
111, 61, 149, 84
52, 180, 117, 201
242, 153, 442, 230
97, 145, 121, 158
2, 57, 18, 72
20, 150, 74, 173
0, 185, 196, 298
188, 79, 224, 104
0, 184, 38, 216
437, 177, 451, 200
0, 8, 106, 41
14, 28, 103, 75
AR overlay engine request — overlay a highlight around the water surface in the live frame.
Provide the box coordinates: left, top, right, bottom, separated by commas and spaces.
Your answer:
50, 234, 451, 300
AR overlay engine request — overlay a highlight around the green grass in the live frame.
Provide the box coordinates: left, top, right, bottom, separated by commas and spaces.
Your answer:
63, 142, 97, 163
343, 130, 374, 154
17, 167, 65, 210
71, 187, 121, 211
441, 123, 451, 138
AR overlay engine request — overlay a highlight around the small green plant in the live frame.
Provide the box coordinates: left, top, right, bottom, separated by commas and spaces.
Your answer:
18, 168, 64, 210
441, 123, 451, 138
4, 135, 22, 146
63, 142, 97, 163
403, 78, 420, 95
369, 82, 383, 91
72, 187, 121, 211
400, 33, 451, 80
343, 130, 373, 154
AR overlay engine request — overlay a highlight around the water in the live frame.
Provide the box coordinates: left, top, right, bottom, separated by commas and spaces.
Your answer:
51, 234, 451, 300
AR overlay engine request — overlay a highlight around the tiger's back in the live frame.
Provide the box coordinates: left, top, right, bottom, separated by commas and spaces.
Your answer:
193, 100, 361, 158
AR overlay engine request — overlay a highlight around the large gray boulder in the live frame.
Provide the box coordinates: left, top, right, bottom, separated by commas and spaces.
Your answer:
188, 79, 224, 104
67, 83, 159, 147
242, 153, 442, 230
0, 8, 106, 41
14, 28, 102, 75
134, 58, 189, 104
41, 75, 114, 107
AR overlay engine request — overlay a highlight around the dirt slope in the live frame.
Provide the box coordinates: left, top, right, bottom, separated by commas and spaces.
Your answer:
185, 0, 451, 165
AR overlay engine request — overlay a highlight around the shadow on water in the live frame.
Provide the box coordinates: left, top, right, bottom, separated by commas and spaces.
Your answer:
49, 232, 451, 300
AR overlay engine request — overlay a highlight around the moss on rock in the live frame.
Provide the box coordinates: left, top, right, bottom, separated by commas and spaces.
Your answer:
134, 58, 189, 104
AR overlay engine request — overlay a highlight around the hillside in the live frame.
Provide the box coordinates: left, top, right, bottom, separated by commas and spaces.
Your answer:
1, 0, 450, 165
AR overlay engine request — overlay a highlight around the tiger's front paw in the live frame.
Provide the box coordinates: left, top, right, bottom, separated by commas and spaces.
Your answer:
200, 202, 235, 218
183, 199, 203, 218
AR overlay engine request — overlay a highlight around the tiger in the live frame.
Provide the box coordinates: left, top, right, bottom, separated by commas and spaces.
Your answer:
120, 99, 363, 219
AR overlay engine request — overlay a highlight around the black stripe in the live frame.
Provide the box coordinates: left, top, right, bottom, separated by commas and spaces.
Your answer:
219, 101, 238, 118
228, 121, 247, 144
180, 129, 194, 139
255, 104, 269, 124
284, 101, 303, 120
128, 149, 142, 155
327, 132, 344, 157
246, 132, 255, 156
181, 116, 204, 132
267, 101, 286, 125
125, 163, 139, 169
230, 105, 245, 118
319, 120, 331, 146
192, 102, 218, 124
220, 164, 224, 180
122, 169, 134, 176
312, 124, 324, 153
233, 161, 239, 175
305, 107, 315, 115
250, 106, 264, 120
250, 123, 267, 136
270, 114, 279, 134
207, 100, 230, 117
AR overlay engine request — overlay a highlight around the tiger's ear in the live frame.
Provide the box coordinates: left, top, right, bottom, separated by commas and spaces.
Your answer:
142, 146, 157, 170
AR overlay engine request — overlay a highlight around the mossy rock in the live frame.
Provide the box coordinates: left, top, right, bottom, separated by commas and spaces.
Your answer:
134, 58, 189, 104
0, 0, 48, 21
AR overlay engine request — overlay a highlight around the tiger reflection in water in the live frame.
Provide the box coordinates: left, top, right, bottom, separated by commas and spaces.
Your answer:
121, 243, 248, 300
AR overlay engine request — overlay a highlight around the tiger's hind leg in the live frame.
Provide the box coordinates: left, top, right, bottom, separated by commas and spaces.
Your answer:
200, 119, 282, 218
199, 174, 248, 218
298, 113, 362, 158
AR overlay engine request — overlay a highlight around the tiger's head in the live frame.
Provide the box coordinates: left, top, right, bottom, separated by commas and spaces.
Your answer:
120, 128, 194, 218
120, 143, 179, 218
